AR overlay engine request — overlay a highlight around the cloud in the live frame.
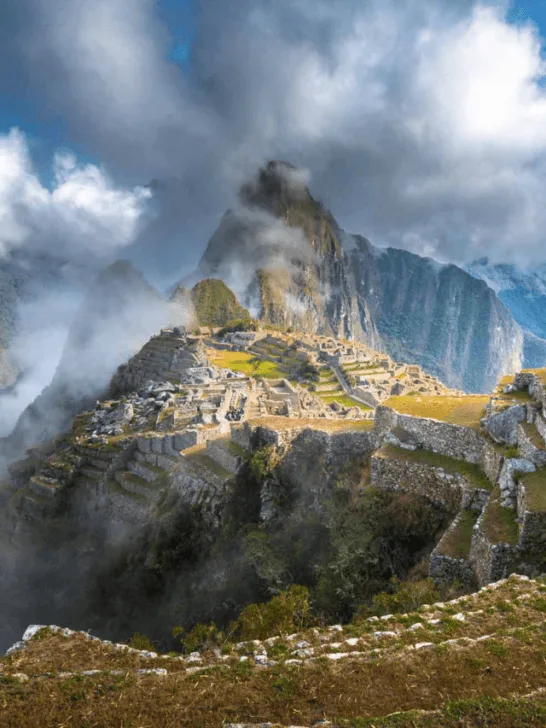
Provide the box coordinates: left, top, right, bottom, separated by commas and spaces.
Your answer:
2, 0, 546, 271
0, 129, 152, 259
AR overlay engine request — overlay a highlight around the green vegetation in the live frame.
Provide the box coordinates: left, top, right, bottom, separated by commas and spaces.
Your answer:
438, 510, 479, 559
208, 350, 286, 379
381, 444, 491, 491
190, 278, 252, 328
520, 469, 546, 512
384, 395, 490, 429
217, 318, 257, 336
482, 487, 520, 545
320, 393, 372, 411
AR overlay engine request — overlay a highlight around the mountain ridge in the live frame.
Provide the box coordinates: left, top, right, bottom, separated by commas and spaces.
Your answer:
196, 161, 524, 392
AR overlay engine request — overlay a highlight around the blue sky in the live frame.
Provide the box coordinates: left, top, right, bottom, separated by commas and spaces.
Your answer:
0, 0, 198, 187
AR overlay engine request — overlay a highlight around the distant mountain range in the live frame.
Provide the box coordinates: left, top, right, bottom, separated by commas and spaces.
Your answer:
465, 259, 546, 369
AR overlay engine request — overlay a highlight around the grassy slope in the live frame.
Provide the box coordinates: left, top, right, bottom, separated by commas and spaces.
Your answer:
384, 395, 490, 429
191, 279, 251, 328
208, 350, 286, 379
2, 577, 546, 727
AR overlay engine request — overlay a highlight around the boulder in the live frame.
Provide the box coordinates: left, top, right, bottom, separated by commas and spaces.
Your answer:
486, 405, 527, 446
499, 457, 535, 508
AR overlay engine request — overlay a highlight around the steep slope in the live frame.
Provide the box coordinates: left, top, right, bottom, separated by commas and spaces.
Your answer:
190, 278, 251, 328
466, 258, 546, 369
0, 261, 171, 464
4, 575, 546, 728
348, 239, 523, 392
198, 161, 378, 345
196, 162, 523, 392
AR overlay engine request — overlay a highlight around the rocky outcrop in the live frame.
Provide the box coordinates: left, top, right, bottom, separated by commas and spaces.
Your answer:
196, 162, 522, 392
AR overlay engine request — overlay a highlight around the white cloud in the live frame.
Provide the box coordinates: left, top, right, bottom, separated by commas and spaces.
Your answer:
0, 128, 152, 258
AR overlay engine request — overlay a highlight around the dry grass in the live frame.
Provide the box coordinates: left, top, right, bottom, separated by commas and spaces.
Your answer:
438, 510, 479, 559
384, 395, 490, 429
521, 422, 546, 451
481, 487, 520, 545
521, 469, 546, 512
247, 417, 375, 432
3, 593, 546, 728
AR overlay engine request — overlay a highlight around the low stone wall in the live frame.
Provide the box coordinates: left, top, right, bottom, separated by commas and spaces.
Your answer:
517, 424, 546, 468
370, 454, 487, 513
429, 513, 476, 588
469, 509, 520, 586
230, 423, 252, 451
517, 482, 546, 550
534, 413, 546, 444
136, 428, 221, 457
206, 440, 242, 474
375, 407, 503, 484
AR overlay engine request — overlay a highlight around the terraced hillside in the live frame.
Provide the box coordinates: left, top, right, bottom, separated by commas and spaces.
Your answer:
3, 575, 546, 727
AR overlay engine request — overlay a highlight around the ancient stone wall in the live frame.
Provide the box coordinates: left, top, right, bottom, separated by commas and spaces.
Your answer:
429, 513, 476, 589
469, 509, 520, 586
375, 407, 503, 484
370, 455, 487, 513
517, 424, 546, 468
517, 482, 546, 551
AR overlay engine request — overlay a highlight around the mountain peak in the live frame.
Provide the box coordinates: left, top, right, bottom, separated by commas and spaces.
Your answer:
239, 160, 311, 212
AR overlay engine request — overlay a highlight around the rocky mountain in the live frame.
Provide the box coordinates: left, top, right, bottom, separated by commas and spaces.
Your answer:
0, 261, 173, 464
196, 161, 522, 392
465, 258, 546, 370
190, 278, 251, 328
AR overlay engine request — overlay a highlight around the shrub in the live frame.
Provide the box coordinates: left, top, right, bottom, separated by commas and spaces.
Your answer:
218, 318, 257, 337
172, 622, 224, 654
248, 446, 280, 482
358, 577, 441, 618
128, 633, 156, 652
230, 585, 312, 641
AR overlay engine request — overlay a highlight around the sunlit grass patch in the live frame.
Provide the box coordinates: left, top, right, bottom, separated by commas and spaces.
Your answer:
520, 469, 546, 512
384, 395, 490, 429
482, 486, 519, 545
208, 350, 286, 379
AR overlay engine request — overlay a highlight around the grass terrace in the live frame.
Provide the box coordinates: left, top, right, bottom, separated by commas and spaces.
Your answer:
320, 393, 373, 411
380, 445, 491, 491
520, 469, 546, 513
208, 350, 286, 379
481, 486, 520, 545
438, 510, 479, 559
384, 395, 490, 429
247, 416, 375, 432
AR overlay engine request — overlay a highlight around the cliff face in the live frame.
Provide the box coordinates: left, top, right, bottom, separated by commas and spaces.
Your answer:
198, 162, 378, 346
197, 161, 523, 392
465, 259, 546, 370
348, 239, 523, 392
